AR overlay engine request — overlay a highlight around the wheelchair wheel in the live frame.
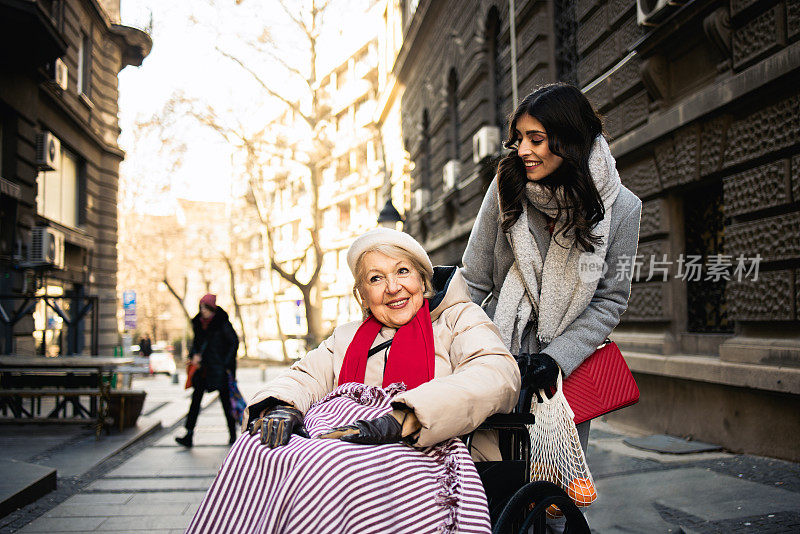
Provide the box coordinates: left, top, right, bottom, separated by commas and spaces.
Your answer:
492, 481, 590, 534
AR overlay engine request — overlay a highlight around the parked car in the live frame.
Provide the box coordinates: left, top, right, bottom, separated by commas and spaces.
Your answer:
149, 350, 177, 376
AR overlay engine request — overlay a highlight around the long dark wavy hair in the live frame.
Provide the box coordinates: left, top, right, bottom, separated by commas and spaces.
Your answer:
497, 83, 605, 252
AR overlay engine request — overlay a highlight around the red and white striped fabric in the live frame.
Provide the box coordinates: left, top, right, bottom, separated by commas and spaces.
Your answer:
186, 383, 491, 534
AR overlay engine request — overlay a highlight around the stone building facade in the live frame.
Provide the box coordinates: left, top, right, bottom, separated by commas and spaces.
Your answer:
0, 0, 150, 355
394, 0, 800, 460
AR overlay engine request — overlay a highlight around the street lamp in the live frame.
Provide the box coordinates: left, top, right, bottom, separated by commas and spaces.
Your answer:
377, 198, 403, 229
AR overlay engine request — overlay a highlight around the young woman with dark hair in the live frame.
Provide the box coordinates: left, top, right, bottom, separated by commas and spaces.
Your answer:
462, 82, 642, 452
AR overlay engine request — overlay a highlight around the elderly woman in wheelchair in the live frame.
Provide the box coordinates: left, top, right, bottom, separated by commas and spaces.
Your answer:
186, 228, 531, 533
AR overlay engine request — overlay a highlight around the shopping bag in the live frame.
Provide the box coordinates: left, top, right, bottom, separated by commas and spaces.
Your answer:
228, 372, 247, 425
529, 372, 597, 514
185, 362, 198, 390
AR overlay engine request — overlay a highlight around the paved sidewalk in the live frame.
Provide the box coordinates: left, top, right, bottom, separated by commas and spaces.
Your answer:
583, 424, 800, 532
3, 365, 800, 533
1, 366, 281, 534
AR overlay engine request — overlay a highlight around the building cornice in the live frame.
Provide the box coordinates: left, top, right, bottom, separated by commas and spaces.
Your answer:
39, 84, 126, 159
391, 0, 445, 83
611, 41, 800, 159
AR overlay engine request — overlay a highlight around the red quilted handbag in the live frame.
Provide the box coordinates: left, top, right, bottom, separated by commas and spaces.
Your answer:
562, 340, 639, 424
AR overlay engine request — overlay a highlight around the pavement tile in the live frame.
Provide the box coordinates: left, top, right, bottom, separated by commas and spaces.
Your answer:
655, 468, 800, 521
583, 466, 800, 532
34, 418, 161, 478
153, 430, 233, 447
591, 437, 733, 465
104, 448, 228, 477
96, 514, 192, 531
85, 477, 215, 491
587, 443, 662, 478
43, 503, 189, 517
60, 493, 133, 505
126, 491, 208, 505
16, 516, 106, 532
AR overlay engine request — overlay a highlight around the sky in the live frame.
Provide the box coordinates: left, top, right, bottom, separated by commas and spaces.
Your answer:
117, 0, 375, 215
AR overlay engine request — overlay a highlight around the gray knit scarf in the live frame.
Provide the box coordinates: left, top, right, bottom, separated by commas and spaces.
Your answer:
494, 135, 621, 354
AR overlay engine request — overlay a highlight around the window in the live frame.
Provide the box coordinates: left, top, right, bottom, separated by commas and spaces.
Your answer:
354, 97, 371, 126
420, 109, 431, 188
336, 66, 348, 90
485, 7, 502, 128
355, 143, 368, 171
36, 144, 83, 228
337, 201, 350, 229
336, 153, 350, 180
447, 69, 460, 160
33, 282, 68, 357
684, 181, 732, 334
77, 31, 91, 97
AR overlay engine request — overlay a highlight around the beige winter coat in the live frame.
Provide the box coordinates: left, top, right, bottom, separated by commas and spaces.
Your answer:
245, 267, 521, 461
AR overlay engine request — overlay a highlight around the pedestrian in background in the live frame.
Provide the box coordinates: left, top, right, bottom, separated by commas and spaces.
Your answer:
176, 293, 239, 447
462, 82, 642, 452
138, 334, 152, 357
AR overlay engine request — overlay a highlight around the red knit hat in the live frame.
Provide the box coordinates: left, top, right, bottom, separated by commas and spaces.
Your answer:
199, 293, 217, 309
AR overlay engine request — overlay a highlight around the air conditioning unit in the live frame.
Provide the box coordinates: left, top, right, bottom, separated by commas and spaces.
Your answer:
443, 159, 461, 191
637, 0, 685, 26
472, 125, 501, 163
29, 226, 65, 269
35, 132, 60, 171
412, 188, 430, 213
52, 58, 68, 90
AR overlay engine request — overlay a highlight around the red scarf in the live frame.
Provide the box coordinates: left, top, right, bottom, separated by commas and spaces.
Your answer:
338, 300, 435, 390
199, 313, 214, 330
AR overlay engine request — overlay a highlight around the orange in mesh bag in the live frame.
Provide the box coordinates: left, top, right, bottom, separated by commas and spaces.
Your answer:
528, 372, 597, 517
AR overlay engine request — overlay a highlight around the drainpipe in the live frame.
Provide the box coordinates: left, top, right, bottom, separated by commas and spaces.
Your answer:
509, 0, 518, 109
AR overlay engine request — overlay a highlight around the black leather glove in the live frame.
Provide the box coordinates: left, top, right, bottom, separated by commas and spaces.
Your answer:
517, 352, 561, 391
244, 396, 291, 431
317, 413, 403, 445
248, 406, 309, 448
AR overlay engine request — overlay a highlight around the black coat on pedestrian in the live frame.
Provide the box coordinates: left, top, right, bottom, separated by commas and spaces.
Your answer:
139, 337, 152, 357
190, 306, 239, 392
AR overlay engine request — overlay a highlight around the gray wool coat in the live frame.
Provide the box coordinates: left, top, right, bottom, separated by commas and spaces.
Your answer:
461, 178, 642, 376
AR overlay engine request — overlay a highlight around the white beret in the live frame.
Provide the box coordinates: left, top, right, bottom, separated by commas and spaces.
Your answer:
346, 228, 433, 278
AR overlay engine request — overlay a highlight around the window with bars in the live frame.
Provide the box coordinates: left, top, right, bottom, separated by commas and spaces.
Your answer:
684, 181, 733, 334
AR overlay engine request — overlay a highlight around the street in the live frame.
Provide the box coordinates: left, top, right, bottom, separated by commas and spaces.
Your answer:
2, 367, 799, 533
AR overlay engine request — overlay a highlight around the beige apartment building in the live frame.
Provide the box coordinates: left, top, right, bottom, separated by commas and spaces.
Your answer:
231, 8, 388, 359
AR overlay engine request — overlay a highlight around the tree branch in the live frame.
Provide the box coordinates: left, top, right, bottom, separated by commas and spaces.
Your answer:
162, 277, 191, 322
216, 47, 313, 127
276, 0, 314, 42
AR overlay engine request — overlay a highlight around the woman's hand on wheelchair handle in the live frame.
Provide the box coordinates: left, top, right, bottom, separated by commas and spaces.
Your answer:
248, 406, 309, 448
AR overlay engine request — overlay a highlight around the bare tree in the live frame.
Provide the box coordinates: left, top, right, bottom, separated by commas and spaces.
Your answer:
145, 0, 335, 350
221, 253, 249, 358
217, 0, 332, 349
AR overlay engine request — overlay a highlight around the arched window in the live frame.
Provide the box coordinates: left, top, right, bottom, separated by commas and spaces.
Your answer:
485, 7, 502, 128
421, 109, 431, 189
447, 68, 460, 160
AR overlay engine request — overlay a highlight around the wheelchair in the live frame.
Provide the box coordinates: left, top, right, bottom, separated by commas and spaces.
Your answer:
465, 387, 591, 533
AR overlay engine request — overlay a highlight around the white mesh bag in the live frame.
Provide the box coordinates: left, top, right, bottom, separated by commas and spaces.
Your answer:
528, 372, 597, 511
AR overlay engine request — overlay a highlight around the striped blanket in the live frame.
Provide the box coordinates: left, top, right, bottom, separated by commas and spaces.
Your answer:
186, 383, 490, 533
